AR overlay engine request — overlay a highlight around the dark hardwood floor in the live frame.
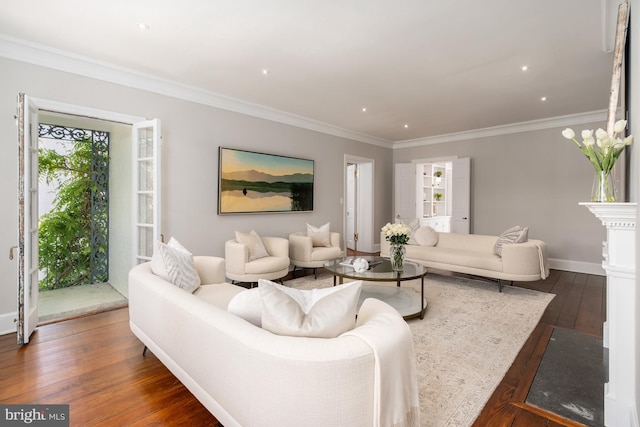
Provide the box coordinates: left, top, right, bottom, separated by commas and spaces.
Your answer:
0, 267, 604, 426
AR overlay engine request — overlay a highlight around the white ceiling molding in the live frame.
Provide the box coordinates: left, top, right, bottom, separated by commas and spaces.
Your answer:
393, 110, 609, 149
0, 35, 393, 148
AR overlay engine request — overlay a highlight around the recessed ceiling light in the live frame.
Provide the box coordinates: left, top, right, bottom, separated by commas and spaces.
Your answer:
262, 69, 269, 75
521, 65, 528, 71
404, 124, 409, 128
541, 96, 547, 101
137, 23, 150, 31
362, 107, 367, 112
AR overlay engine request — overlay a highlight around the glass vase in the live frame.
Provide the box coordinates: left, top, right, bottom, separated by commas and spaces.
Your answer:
591, 170, 616, 202
390, 244, 406, 271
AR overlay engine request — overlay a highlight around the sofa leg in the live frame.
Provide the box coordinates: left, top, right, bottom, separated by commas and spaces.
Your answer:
498, 280, 503, 292
142, 345, 148, 356
313, 268, 318, 279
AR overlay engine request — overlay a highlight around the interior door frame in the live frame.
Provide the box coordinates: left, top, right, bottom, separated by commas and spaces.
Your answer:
16, 96, 145, 344
343, 154, 375, 253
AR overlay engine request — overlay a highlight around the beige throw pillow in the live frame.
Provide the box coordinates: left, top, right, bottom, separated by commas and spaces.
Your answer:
258, 279, 362, 338
415, 226, 438, 246
235, 230, 269, 261
494, 226, 529, 256
306, 222, 331, 247
150, 237, 201, 292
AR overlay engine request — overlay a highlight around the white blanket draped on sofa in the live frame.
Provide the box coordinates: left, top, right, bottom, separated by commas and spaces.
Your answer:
343, 308, 420, 427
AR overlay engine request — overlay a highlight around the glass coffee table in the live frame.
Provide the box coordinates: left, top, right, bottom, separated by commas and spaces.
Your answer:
323, 256, 427, 320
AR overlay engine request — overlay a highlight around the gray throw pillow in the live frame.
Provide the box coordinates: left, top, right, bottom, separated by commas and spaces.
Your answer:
494, 226, 529, 256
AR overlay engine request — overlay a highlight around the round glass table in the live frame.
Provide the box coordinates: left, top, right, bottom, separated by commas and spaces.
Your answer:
323, 256, 427, 320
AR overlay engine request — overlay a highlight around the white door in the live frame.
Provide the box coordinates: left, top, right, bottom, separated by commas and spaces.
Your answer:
17, 93, 39, 345
133, 119, 162, 265
451, 157, 471, 234
346, 164, 357, 250
394, 163, 415, 219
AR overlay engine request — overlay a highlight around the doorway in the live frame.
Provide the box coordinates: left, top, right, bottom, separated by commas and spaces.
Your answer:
344, 155, 375, 254
37, 113, 131, 323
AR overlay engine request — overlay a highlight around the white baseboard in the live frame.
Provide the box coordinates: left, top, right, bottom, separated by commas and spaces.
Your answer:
0, 311, 17, 336
549, 258, 605, 276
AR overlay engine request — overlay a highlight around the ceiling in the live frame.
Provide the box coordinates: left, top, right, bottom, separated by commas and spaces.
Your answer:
0, 0, 619, 143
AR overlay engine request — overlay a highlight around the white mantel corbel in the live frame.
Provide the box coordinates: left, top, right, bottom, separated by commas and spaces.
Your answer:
581, 202, 637, 427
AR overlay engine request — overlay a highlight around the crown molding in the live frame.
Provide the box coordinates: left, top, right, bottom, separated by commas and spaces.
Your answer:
392, 110, 609, 149
0, 35, 393, 148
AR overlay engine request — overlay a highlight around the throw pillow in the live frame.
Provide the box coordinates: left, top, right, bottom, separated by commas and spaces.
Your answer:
258, 279, 362, 338
494, 226, 529, 256
415, 226, 439, 246
151, 237, 201, 292
307, 222, 331, 247
235, 230, 269, 261
395, 217, 420, 244
227, 288, 263, 327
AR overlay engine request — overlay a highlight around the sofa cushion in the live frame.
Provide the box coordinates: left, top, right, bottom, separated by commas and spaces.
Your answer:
235, 230, 269, 261
414, 226, 438, 246
310, 245, 342, 261
406, 245, 503, 272
245, 255, 290, 274
227, 287, 262, 327
307, 222, 331, 247
195, 282, 246, 309
494, 226, 529, 256
258, 279, 362, 338
150, 238, 201, 292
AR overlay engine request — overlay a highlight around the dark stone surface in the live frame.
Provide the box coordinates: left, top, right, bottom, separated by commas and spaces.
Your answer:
526, 327, 606, 426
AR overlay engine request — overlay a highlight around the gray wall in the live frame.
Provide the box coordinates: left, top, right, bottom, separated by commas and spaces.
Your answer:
0, 57, 392, 333
393, 123, 609, 271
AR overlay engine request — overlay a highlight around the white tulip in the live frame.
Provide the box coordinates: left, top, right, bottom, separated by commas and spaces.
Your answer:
581, 129, 593, 139
596, 128, 609, 140
624, 135, 634, 145
613, 138, 625, 150
614, 119, 627, 134
583, 136, 595, 147
562, 128, 575, 139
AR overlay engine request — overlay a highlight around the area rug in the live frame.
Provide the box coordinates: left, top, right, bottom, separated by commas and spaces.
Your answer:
288, 272, 555, 427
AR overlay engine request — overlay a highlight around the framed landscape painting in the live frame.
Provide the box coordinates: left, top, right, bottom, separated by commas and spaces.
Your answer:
218, 147, 314, 214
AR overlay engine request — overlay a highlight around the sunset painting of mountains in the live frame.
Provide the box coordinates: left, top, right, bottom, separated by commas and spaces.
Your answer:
218, 147, 314, 214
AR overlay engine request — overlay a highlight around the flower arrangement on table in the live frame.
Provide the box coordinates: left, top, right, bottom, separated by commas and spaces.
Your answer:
381, 222, 411, 270
561, 119, 633, 202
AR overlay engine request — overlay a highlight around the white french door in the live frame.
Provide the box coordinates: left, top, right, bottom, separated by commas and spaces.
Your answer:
133, 119, 162, 265
17, 93, 39, 344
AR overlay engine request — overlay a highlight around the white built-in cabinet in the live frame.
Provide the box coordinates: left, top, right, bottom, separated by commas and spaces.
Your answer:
416, 162, 452, 232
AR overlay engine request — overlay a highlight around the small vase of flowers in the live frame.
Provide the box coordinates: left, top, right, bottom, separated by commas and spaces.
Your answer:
381, 222, 411, 271
561, 119, 633, 202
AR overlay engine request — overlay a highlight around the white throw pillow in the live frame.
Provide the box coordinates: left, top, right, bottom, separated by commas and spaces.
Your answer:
227, 288, 263, 327
395, 217, 420, 245
415, 226, 439, 246
235, 230, 269, 261
306, 222, 331, 247
150, 237, 201, 292
258, 279, 362, 338
494, 226, 529, 256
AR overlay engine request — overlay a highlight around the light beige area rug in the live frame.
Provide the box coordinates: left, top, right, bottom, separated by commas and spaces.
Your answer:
288, 272, 555, 427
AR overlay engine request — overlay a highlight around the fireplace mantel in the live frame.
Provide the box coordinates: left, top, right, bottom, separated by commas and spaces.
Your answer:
581, 202, 637, 427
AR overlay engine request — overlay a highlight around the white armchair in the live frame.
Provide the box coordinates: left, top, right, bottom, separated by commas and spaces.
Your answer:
225, 235, 290, 286
289, 231, 342, 278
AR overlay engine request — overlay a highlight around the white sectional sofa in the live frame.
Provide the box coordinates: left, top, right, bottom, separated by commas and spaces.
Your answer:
381, 230, 549, 291
129, 256, 416, 427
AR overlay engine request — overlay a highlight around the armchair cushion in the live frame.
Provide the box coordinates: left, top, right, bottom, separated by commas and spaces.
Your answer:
235, 230, 269, 261
307, 222, 331, 247
150, 237, 201, 292
258, 279, 362, 338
